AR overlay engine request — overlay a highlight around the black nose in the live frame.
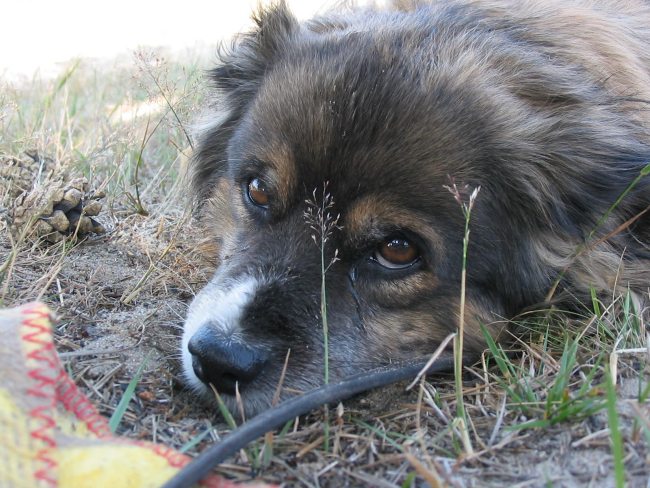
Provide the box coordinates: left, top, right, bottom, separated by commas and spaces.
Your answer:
188, 327, 269, 394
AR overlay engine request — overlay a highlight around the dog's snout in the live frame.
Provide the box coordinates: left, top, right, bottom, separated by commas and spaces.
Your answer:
187, 327, 268, 394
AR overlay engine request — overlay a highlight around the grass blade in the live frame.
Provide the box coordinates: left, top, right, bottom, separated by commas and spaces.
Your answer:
180, 426, 217, 454
109, 350, 153, 433
605, 367, 625, 488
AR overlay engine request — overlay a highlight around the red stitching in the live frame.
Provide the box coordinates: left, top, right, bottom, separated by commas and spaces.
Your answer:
149, 444, 188, 468
26, 369, 64, 396
28, 405, 57, 447
57, 375, 112, 438
33, 448, 57, 486
21, 305, 59, 487
15, 304, 266, 488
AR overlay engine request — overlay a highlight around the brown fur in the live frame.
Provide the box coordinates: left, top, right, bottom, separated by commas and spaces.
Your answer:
182, 0, 650, 417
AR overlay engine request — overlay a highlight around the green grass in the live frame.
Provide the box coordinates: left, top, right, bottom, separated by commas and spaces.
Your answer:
480, 285, 646, 438
179, 425, 218, 454
445, 181, 480, 454
605, 366, 625, 488
304, 185, 341, 452
1, 51, 204, 207
209, 384, 264, 470
109, 350, 153, 433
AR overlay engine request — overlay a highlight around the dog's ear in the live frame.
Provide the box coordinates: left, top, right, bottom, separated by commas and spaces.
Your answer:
214, 1, 299, 92
191, 2, 298, 203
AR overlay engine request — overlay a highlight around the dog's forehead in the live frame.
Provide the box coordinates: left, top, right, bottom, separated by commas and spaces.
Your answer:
240, 46, 478, 205
239, 14, 510, 198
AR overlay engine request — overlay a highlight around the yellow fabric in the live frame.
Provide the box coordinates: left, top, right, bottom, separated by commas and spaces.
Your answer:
0, 302, 265, 488
57, 446, 179, 488
0, 389, 38, 488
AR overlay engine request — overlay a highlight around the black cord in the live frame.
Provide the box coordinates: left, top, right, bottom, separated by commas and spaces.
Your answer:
161, 356, 457, 488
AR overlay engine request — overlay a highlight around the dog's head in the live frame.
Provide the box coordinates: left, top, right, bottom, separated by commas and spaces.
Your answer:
182, 2, 650, 416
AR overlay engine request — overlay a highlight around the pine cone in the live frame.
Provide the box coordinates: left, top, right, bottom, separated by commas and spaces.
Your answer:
0, 150, 55, 200
5, 152, 107, 243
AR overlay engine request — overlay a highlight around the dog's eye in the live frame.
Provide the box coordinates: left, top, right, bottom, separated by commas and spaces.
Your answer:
247, 177, 270, 207
373, 235, 420, 269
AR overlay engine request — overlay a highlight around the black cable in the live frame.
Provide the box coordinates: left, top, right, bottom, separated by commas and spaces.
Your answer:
161, 356, 457, 488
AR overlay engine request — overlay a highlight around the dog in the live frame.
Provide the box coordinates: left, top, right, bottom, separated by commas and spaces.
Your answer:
182, 0, 650, 417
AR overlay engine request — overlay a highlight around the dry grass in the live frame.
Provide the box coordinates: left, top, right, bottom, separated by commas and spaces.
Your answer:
1, 50, 649, 487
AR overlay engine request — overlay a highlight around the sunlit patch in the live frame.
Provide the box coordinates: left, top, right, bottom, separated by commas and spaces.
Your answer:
107, 96, 165, 123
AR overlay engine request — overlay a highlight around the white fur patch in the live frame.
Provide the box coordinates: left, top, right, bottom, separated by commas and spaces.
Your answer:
181, 276, 259, 389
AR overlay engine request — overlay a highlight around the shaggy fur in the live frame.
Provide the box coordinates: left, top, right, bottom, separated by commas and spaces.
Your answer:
182, 0, 650, 417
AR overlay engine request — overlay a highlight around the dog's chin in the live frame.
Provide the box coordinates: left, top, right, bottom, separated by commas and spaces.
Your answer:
182, 370, 276, 418
180, 349, 266, 418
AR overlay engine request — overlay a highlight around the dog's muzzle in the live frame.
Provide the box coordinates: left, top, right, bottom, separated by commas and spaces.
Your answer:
182, 276, 266, 394
188, 326, 269, 394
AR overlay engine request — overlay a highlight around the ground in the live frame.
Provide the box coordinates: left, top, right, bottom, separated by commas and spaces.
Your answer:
1, 50, 649, 487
